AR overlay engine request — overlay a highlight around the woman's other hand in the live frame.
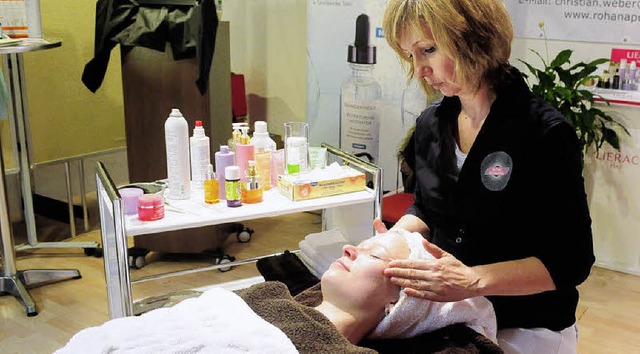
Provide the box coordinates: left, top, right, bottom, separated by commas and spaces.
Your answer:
384, 239, 482, 302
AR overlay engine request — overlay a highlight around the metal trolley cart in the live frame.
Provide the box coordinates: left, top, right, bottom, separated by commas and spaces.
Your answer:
96, 144, 382, 319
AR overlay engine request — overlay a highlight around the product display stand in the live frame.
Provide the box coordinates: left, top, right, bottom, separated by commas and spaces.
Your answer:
0, 39, 88, 316
0, 39, 98, 252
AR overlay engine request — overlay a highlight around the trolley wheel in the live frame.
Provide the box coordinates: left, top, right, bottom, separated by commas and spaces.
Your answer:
215, 254, 235, 272
84, 247, 95, 256
236, 228, 254, 243
92, 248, 104, 258
129, 255, 146, 269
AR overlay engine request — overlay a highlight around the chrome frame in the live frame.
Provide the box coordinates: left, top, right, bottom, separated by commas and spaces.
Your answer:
96, 161, 133, 319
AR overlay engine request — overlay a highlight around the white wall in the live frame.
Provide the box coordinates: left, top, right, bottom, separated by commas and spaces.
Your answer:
223, 0, 307, 139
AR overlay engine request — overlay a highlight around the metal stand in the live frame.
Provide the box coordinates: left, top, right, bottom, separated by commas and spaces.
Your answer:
0, 39, 87, 316
1, 39, 97, 252
0, 138, 82, 316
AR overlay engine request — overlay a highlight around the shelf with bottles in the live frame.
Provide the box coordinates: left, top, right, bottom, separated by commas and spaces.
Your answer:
581, 86, 640, 107
585, 57, 640, 107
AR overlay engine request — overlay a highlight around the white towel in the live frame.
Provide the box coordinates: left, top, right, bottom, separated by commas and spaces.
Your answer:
368, 229, 498, 343
55, 287, 299, 354
298, 248, 323, 278
298, 228, 348, 276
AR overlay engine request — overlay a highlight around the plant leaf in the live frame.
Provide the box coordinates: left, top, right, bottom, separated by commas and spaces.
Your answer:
550, 49, 573, 68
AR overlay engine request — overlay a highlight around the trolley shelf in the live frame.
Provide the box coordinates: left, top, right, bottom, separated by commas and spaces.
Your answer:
125, 188, 375, 236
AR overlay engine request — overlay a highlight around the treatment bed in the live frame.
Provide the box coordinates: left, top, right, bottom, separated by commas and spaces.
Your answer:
56, 251, 503, 354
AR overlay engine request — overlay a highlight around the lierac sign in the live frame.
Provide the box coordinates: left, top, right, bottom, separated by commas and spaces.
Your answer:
505, 1, 640, 45
595, 149, 640, 169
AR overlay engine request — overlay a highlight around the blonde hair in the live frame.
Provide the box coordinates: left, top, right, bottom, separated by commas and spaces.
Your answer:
383, 0, 514, 97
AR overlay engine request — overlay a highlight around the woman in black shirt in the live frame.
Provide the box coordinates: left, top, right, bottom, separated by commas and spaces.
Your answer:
375, 0, 595, 352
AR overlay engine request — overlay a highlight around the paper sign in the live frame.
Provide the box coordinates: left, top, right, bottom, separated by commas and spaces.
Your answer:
505, 2, 640, 45
610, 48, 640, 65
0, 0, 29, 38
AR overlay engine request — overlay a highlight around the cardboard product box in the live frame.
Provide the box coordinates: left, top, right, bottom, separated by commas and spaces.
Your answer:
277, 165, 366, 201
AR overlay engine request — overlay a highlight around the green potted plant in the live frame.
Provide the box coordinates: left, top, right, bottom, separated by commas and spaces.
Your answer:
518, 23, 629, 165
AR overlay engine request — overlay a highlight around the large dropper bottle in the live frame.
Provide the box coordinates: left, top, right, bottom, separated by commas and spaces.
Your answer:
340, 13, 382, 164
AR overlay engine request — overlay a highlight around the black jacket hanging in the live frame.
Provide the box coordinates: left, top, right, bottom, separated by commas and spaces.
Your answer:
82, 0, 218, 95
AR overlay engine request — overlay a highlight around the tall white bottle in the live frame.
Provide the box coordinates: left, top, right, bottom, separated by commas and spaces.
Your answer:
190, 120, 211, 189
340, 14, 382, 164
250, 121, 277, 190
165, 108, 191, 199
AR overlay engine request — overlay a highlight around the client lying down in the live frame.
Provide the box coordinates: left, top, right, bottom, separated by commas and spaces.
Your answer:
56, 230, 500, 354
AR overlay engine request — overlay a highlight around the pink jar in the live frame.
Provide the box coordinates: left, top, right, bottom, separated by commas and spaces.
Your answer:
137, 194, 164, 221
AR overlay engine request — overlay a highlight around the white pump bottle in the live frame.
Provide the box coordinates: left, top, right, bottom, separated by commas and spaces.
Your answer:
190, 120, 211, 189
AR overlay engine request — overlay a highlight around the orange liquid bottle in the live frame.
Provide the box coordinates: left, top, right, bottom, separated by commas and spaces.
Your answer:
241, 160, 263, 204
204, 164, 220, 204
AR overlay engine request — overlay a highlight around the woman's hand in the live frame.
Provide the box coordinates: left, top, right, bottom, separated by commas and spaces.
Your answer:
384, 239, 482, 302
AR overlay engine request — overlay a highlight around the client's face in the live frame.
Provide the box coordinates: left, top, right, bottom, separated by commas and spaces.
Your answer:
321, 233, 410, 313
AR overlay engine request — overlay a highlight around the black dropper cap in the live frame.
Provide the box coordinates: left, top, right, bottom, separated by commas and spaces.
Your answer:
347, 14, 376, 65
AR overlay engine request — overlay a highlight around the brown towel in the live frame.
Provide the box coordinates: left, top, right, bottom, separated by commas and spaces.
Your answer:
236, 281, 375, 354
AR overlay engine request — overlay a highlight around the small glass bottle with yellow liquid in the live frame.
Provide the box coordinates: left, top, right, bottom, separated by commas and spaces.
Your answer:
204, 163, 220, 204
241, 160, 263, 204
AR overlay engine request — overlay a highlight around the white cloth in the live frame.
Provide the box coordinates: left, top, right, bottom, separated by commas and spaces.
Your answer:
298, 228, 348, 277
497, 323, 578, 354
55, 287, 299, 354
368, 229, 498, 343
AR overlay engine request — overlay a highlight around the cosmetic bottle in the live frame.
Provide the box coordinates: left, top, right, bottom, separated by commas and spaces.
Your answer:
623, 61, 637, 91
225, 165, 242, 207
164, 108, 191, 200
271, 149, 285, 187
204, 163, 219, 204
612, 63, 621, 90
241, 160, 263, 204
250, 121, 276, 190
340, 13, 382, 164
215, 145, 235, 200
601, 70, 611, 89
190, 120, 211, 189
229, 122, 247, 152
618, 59, 627, 90
235, 126, 255, 182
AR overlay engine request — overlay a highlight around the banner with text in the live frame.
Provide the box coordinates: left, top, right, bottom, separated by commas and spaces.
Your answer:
505, 1, 640, 45
585, 128, 640, 275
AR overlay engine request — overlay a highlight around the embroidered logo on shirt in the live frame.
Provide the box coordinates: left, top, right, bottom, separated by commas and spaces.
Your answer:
480, 151, 512, 191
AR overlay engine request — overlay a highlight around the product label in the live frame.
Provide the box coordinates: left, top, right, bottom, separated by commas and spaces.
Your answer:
190, 144, 210, 187
225, 180, 241, 201
166, 132, 190, 198
340, 97, 381, 163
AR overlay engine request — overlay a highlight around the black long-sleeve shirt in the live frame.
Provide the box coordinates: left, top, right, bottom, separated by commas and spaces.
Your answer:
406, 67, 595, 331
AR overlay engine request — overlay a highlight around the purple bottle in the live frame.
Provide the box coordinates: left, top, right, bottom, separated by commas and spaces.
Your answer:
214, 145, 235, 200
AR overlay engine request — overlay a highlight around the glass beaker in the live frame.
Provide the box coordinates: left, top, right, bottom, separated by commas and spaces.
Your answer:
284, 122, 309, 174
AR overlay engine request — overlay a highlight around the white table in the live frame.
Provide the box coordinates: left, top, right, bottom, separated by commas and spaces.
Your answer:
1, 38, 99, 251
96, 144, 383, 319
